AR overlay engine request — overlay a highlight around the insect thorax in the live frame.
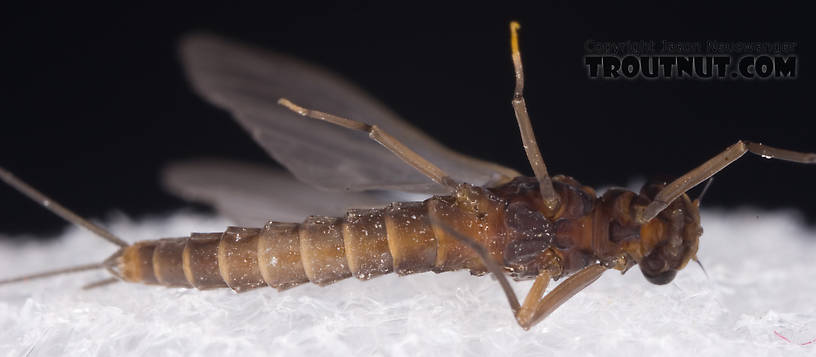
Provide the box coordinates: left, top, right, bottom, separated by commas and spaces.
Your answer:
490, 175, 603, 280
488, 175, 701, 282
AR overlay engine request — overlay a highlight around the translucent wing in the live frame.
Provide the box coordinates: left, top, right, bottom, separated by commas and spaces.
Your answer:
162, 159, 422, 227
180, 33, 519, 194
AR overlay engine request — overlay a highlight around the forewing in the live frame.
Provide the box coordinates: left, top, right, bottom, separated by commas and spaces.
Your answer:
180, 33, 519, 194
162, 159, 420, 227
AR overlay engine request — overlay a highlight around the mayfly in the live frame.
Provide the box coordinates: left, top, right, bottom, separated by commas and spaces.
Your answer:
1, 22, 814, 330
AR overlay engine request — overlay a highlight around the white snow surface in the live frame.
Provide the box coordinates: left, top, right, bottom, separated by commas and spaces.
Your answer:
1, 210, 815, 356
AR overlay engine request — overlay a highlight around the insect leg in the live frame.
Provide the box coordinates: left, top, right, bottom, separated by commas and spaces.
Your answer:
516, 264, 607, 330
638, 140, 816, 223
277, 98, 457, 189
432, 219, 520, 313
514, 271, 550, 326
434, 220, 609, 329
509, 22, 559, 215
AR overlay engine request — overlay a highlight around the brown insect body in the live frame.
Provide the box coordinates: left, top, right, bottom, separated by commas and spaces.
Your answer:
2, 22, 809, 330
111, 174, 702, 293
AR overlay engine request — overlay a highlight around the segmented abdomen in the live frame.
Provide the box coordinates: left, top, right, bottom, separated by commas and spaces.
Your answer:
116, 186, 510, 293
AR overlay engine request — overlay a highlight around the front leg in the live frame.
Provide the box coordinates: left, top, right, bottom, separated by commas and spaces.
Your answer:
638, 140, 816, 223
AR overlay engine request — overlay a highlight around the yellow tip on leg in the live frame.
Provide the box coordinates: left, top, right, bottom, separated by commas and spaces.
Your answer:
510, 21, 521, 55
277, 98, 308, 116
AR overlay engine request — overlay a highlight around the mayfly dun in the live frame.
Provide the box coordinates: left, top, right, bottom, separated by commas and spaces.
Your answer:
1, 21, 814, 330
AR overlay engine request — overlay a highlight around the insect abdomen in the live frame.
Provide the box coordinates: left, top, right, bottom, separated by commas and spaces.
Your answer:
117, 184, 510, 292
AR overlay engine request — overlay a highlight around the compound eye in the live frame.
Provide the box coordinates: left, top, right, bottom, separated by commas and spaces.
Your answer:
642, 269, 677, 285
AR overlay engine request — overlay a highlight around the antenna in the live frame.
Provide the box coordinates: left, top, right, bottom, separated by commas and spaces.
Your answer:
693, 177, 715, 208
692, 255, 709, 279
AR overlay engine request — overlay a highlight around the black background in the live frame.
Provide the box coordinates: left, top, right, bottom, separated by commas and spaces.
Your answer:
1, 2, 814, 240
